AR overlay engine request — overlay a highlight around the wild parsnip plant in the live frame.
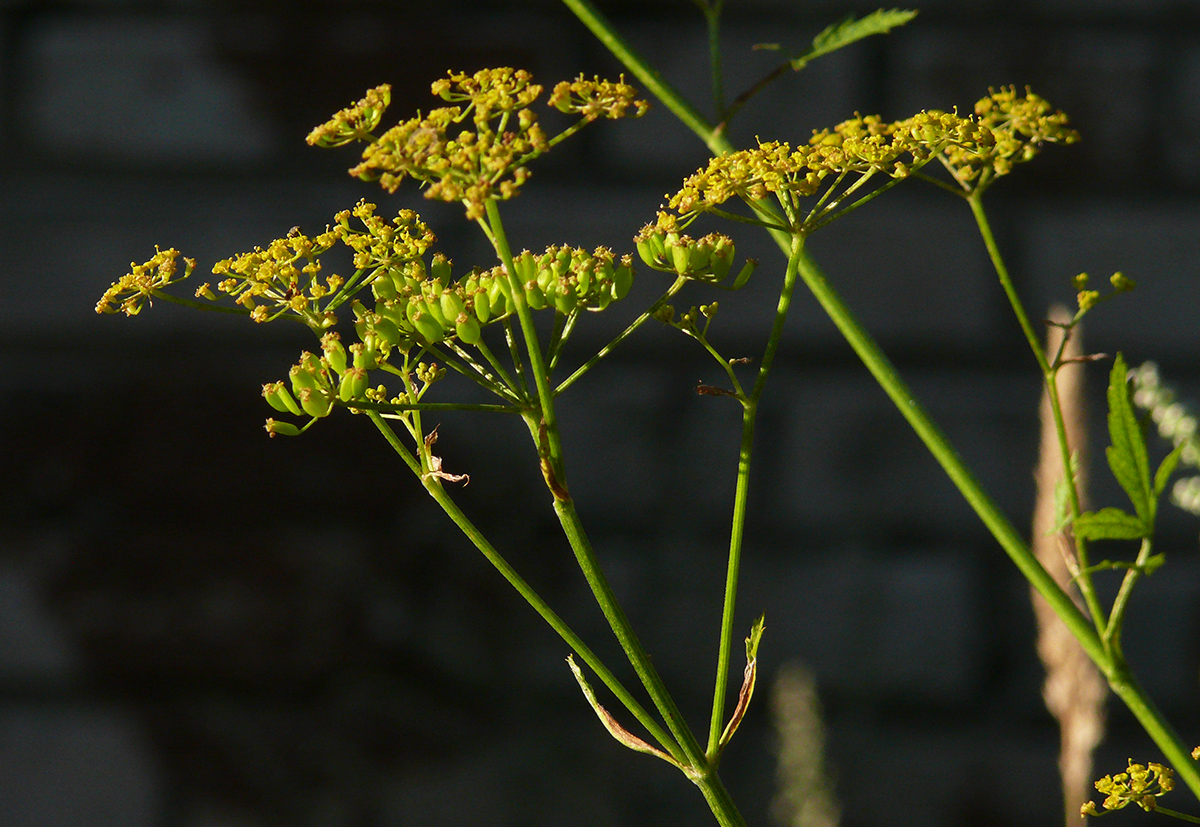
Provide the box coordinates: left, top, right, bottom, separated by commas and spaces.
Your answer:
98, 3, 1200, 824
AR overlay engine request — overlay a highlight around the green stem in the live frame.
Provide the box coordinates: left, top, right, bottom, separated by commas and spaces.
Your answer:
366, 409, 685, 764
707, 232, 804, 757
557, 0, 724, 155
551, 490, 709, 772
792, 247, 1106, 660
967, 194, 1108, 634
1103, 536, 1154, 653
694, 769, 748, 827
1154, 807, 1200, 824
485, 197, 715, 782
555, 275, 688, 396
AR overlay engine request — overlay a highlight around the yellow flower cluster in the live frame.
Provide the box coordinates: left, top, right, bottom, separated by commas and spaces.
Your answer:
663, 88, 1077, 229
305, 84, 392, 148
202, 201, 434, 328
96, 246, 195, 316
1081, 760, 1175, 816
945, 86, 1079, 185
548, 74, 649, 121
308, 68, 646, 220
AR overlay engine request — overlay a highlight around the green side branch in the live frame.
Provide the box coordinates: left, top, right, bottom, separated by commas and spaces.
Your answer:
366, 409, 686, 765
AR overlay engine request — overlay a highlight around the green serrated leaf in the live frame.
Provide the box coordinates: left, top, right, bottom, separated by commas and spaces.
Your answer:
1154, 442, 1185, 500
1106, 353, 1153, 521
1074, 507, 1148, 541
790, 8, 918, 70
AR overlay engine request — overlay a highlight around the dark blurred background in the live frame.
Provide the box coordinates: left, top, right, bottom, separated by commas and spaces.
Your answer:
2, 1, 1199, 825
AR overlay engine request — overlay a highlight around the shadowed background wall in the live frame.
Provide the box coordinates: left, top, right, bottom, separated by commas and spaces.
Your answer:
1, 1, 1198, 826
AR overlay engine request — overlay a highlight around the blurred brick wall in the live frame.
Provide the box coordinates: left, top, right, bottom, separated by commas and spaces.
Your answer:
2, 2, 1198, 826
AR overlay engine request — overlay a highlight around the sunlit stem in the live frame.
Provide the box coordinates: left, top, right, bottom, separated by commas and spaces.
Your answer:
365, 410, 685, 764
555, 275, 689, 396
707, 232, 803, 757
967, 192, 1108, 634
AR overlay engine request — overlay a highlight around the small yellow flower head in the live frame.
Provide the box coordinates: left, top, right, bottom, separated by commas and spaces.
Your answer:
318, 69, 643, 219
1085, 759, 1176, 815
96, 247, 195, 316
940, 86, 1078, 190
1077, 289, 1100, 312
208, 201, 434, 329
306, 84, 392, 148
548, 74, 649, 121
431, 68, 543, 125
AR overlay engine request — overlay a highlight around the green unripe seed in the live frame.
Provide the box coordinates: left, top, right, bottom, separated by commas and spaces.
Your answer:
552, 285, 577, 314
440, 290, 464, 321
612, 265, 633, 300
731, 259, 757, 290
372, 273, 397, 301
473, 292, 491, 323
455, 315, 482, 345
412, 310, 445, 344
265, 418, 302, 437
525, 282, 546, 310
636, 237, 659, 268
321, 335, 347, 376
373, 316, 403, 349
350, 342, 377, 371
289, 364, 321, 394
298, 386, 334, 418
429, 254, 452, 284
339, 367, 370, 402
263, 381, 303, 416
671, 242, 692, 275
513, 251, 537, 283
419, 294, 447, 327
